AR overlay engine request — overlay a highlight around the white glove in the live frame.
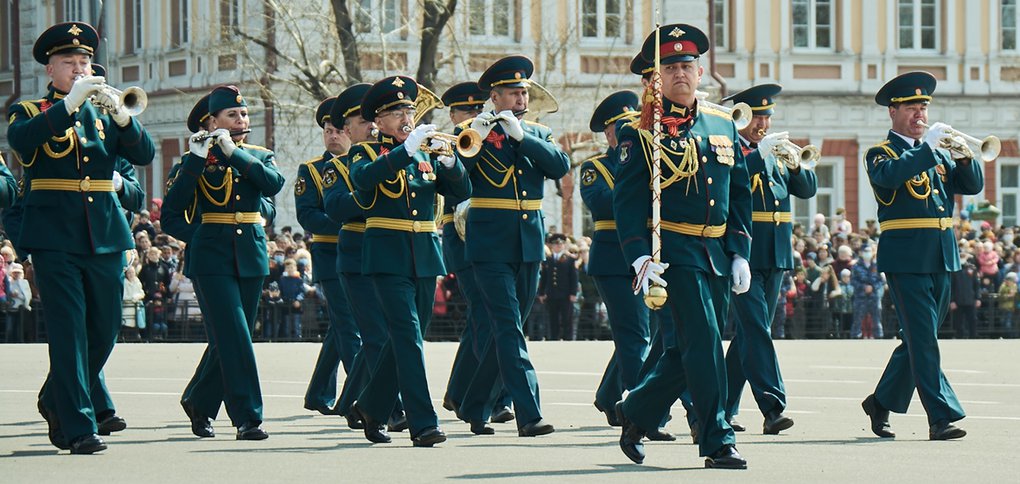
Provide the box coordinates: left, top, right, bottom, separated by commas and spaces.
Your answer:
107, 99, 131, 127
731, 256, 751, 294
64, 75, 105, 114
112, 171, 124, 192
497, 110, 524, 141
212, 128, 237, 158
403, 124, 436, 154
631, 255, 669, 295
923, 122, 953, 149
756, 131, 789, 159
189, 131, 212, 159
470, 112, 496, 139
437, 155, 456, 169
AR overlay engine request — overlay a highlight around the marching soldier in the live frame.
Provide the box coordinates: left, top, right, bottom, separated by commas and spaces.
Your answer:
322, 83, 391, 430
613, 24, 751, 469
297, 96, 362, 414
345, 75, 470, 447
168, 93, 277, 439
437, 81, 514, 425
7, 21, 155, 453
720, 84, 817, 435
861, 71, 981, 441
454, 55, 569, 437
164, 85, 285, 441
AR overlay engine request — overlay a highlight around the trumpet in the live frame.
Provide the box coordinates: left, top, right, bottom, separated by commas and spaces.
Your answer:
421, 130, 484, 158
917, 120, 1000, 162
773, 140, 821, 169
193, 129, 252, 142
699, 100, 752, 130
76, 76, 147, 116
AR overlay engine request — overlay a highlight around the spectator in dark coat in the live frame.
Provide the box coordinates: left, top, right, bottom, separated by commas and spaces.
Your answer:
537, 234, 579, 340
951, 262, 981, 338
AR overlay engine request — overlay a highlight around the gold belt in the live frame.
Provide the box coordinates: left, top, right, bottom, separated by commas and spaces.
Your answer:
439, 214, 454, 226
202, 212, 262, 224
471, 197, 543, 211
594, 220, 617, 231
751, 211, 793, 224
342, 222, 366, 233
31, 177, 115, 192
880, 217, 953, 231
311, 234, 339, 244
660, 221, 727, 238
365, 217, 437, 233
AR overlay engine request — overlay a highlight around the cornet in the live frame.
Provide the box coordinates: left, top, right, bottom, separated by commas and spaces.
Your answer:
699, 100, 752, 130
773, 140, 820, 169
402, 125, 484, 158
76, 75, 148, 116
917, 120, 1000, 162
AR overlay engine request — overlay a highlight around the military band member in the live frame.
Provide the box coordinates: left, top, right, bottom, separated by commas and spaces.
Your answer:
345, 75, 470, 447
164, 85, 285, 441
861, 71, 980, 441
297, 96, 362, 415
720, 84, 816, 435
169, 93, 277, 439
613, 24, 750, 469
454, 55, 569, 437
322, 83, 390, 430
7, 21, 155, 454
437, 81, 514, 426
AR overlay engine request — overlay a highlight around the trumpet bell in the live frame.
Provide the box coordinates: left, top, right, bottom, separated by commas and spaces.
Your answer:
800, 144, 821, 164
980, 136, 1001, 162
456, 129, 483, 157
420, 129, 484, 158
728, 102, 752, 131
119, 86, 147, 117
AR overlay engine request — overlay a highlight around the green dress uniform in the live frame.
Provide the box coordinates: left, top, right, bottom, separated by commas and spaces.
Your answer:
347, 76, 471, 443
579, 91, 653, 421
614, 25, 751, 463
6, 22, 155, 451
435, 82, 511, 418
720, 85, 817, 430
454, 56, 570, 434
163, 86, 285, 435
321, 83, 392, 421
297, 97, 361, 412
863, 72, 979, 436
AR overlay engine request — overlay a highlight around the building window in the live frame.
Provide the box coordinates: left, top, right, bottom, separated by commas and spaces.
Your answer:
354, 0, 406, 34
1001, 163, 1020, 227
581, 0, 624, 40
793, 160, 840, 226
171, 0, 190, 48
124, 0, 143, 54
792, 0, 833, 49
468, 0, 513, 38
712, 0, 728, 50
220, 0, 240, 40
0, 0, 13, 72
898, 0, 938, 50
60, 0, 86, 22
1004, 0, 1018, 50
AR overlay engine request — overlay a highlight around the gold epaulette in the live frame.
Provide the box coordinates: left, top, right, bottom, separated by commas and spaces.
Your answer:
699, 105, 730, 119
581, 153, 607, 166
623, 118, 641, 129
240, 143, 270, 151
523, 120, 549, 130
868, 141, 898, 160
301, 155, 325, 167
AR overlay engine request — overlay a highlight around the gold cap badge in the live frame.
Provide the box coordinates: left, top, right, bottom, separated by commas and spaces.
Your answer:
68, 24, 83, 36
669, 27, 685, 38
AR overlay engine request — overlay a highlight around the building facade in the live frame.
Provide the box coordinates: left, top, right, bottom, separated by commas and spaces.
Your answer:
2, 0, 1018, 236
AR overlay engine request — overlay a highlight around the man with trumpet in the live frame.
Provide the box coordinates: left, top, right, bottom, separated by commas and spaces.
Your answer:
345, 75, 471, 447
720, 84, 817, 436
6, 21, 155, 454
453, 55, 569, 438
861, 71, 984, 442
612, 24, 751, 469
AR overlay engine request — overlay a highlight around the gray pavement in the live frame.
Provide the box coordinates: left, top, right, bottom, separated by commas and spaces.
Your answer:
1, 339, 1017, 482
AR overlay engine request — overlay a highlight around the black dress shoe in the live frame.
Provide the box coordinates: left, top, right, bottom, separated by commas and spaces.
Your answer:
352, 402, 391, 443
615, 402, 645, 464
727, 418, 746, 432
236, 422, 269, 440
69, 433, 107, 454
518, 418, 555, 437
181, 400, 215, 438
442, 396, 459, 413
491, 406, 515, 424
862, 394, 895, 438
470, 421, 495, 435
594, 401, 621, 427
344, 413, 365, 430
304, 403, 342, 416
929, 421, 966, 440
97, 413, 127, 436
38, 401, 69, 450
689, 422, 699, 445
412, 427, 447, 447
762, 409, 794, 435
705, 444, 747, 469
645, 427, 676, 441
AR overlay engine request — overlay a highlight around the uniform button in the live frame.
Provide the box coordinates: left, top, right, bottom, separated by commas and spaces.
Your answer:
234, 195, 241, 200
522, 213, 529, 220
709, 199, 715, 206
517, 169, 524, 175
769, 181, 775, 187
938, 206, 945, 211
234, 178, 240, 183
412, 209, 418, 216
774, 200, 780, 207
87, 196, 94, 203
707, 177, 713, 185
702, 156, 708, 162
80, 137, 87, 143
521, 190, 527, 197
408, 174, 414, 180
75, 121, 81, 127
83, 156, 90, 162
933, 189, 940, 195
236, 229, 243, 235
411, 192, 416, 198
696, 135, 702, 142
